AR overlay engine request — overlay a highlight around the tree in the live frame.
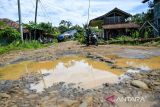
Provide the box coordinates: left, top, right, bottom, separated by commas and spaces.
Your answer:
70, 25, 84, 35
131, 13, 145, 25
131, 9, 153, 25
59, 20, 72, 28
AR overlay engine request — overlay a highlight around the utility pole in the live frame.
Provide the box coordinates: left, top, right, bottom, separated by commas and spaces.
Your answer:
34, 0, 39, 40
87, 0, 90, 28
35, 0, 39, 24
17, 0, 23, 41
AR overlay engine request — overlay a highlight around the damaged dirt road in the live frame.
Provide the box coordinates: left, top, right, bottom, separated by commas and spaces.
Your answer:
0, 41, 160, 107
1, 41, 160, 65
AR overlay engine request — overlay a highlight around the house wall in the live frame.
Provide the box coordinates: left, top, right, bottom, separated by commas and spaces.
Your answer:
104, 13, 126, 25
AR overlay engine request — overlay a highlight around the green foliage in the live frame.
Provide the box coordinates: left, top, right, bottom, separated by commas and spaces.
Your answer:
37, 22, 53, 33
24, 22, 37, 30
131, 31, 140, 38
24, 22, 53, 33
90, 27, 102, 34
74, 33, 85, 44
111, 36, 133, 41
58, 20, 74, 34
53, 27, 61, 38
143, 41, 160, 47
70, 25, 84, 35
98, 39, 107, 45
59, 20, 72, 28
58, 25, 68, 33
89, 20, 103, 27
131, 9, 154, 25
0, 27, 20, 43
131, 13, 145, 25
0, 21, 5, 27
0, 40, 47, 54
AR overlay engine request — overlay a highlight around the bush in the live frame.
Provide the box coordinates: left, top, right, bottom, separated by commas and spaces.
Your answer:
111, 35, 133, 41
0, 27, 20, 43
98, 39, 107, 45
131, 31, 140, 38
74, 33, 85, 44
0, 40, 46, 54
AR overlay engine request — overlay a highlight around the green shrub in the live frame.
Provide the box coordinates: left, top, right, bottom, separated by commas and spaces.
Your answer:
131, 31, 140, 38
18, 40, 43, 49
74, 33, 85, 44
111, 35, 133, 41
0, 27, 20, 43
0, 40, 46, 54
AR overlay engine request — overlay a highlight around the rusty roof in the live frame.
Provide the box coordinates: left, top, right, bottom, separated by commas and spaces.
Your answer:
0, 18, 19, 29
102, 23, 140, 29
0, 18, 29, 33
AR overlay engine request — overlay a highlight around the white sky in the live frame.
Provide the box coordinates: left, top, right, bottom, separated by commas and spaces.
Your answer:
0, 0, 149, 26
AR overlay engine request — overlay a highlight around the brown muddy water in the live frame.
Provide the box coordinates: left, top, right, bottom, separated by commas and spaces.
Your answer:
0, 55, 160, 92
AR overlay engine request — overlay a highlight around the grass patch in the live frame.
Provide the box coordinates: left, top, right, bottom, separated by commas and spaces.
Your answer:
0, 40, 54, 54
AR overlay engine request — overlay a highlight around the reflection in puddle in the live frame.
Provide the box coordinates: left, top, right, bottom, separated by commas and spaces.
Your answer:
30, 60, 120, 92
0, 56, 123, 92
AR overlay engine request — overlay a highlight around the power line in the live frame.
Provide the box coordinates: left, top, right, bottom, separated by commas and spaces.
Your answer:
23, 0, 36, 23
39, 0, 53, 23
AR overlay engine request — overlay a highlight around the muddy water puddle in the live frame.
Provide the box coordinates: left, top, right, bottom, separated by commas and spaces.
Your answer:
0, 55, 160, 92
107, 55, 160, 71
0, 56, 123, 92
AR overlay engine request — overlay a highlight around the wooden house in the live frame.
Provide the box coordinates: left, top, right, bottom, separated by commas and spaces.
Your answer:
90, 8, 140, 40
142, 0, 160, 36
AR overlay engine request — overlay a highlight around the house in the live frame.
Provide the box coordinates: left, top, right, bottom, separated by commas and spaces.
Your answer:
142, 0, 160, 36
89, 8, 140, 40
